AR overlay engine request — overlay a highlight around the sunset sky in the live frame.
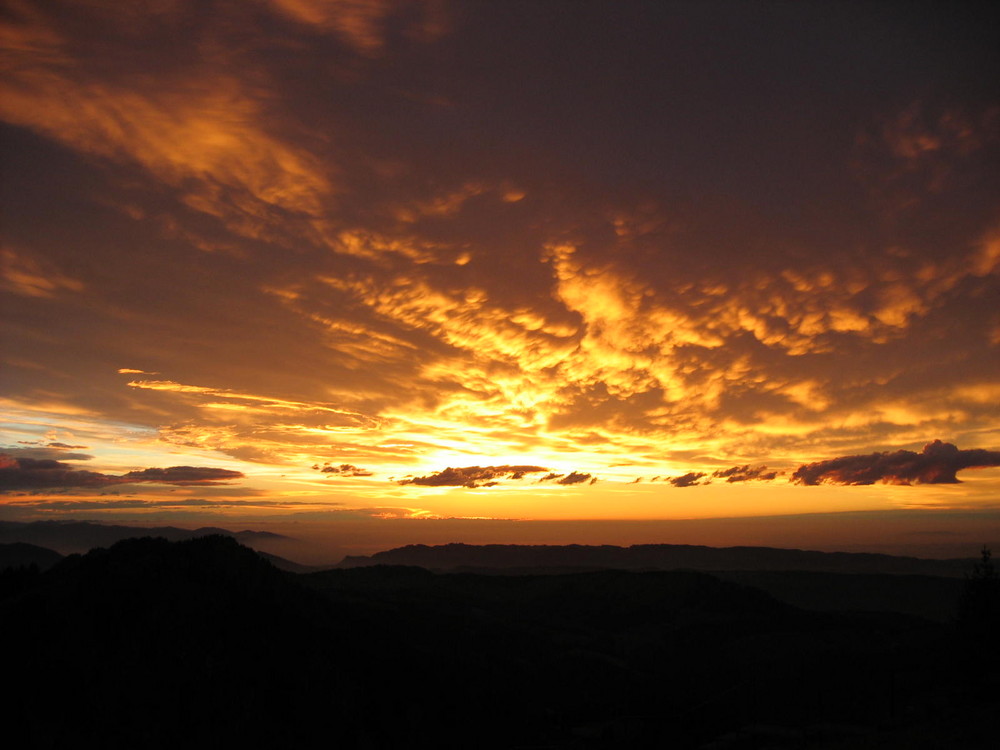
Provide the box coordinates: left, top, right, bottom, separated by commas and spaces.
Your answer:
2, 0, 999, 560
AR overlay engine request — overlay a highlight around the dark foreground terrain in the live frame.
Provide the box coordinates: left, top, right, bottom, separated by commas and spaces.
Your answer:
2, 535, 998, 749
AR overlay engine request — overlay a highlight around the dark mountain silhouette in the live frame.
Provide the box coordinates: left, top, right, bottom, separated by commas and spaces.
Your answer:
337, 541, 974, 577
5, 535, 998, 748
0, 519, 288, 554
714, 570, 965, 622
3, 535, 395, 749
0, 541, 63, 571
255, 548, 323, 573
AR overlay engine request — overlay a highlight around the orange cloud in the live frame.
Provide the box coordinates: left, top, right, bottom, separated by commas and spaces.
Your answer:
1, 248, 83, 298
268, 0, 393, 53
0, 2, 334, 247
126, 379, 378, 426
267, 0, 447, 53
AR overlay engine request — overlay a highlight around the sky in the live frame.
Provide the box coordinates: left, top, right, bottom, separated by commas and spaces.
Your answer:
2, 0, 999, 561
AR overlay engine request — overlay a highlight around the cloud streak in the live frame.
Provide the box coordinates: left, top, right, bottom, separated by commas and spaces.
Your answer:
1, 247, 83, 298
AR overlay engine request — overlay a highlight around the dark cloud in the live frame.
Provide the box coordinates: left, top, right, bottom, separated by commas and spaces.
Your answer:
2, 446, 94, 461
668, 472, 708, 488
47, 442, 89, 449
312, 462, 374, 477
0, 455, 111, 490
711, 464, 779, 483
118, 466, 246, 486
0, 454, 244, 492
399, 465, 548, 488
556, 472, 592, 486
16, 497, 305, 510
791, 440, 1000, 486
534, 471, 596, 485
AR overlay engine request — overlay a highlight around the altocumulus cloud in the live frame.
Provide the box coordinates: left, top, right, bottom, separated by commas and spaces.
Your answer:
0, 455, 244, 492
399, 465, 549, 488
791, 440, 1000, 486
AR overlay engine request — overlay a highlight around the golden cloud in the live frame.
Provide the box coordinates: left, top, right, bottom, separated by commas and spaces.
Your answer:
1, 247, 83, 298
267, 0, 448, 53
0, 1, 334, 249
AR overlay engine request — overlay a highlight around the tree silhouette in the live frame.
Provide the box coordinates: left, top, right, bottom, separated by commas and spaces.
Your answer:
957, 546, 1000, 690
959, 547, 999, 629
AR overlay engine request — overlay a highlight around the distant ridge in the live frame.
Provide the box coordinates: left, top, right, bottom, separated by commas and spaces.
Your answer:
0, 520, 289, 555
337, 542, 974, 577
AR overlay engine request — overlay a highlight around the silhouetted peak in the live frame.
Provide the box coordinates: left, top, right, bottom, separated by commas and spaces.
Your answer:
0, 519, 290, 556
0, 541, 63, 572
47, 534, 286, 595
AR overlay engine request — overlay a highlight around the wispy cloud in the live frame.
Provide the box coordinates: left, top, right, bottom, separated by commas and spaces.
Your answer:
1, 247, 83, 298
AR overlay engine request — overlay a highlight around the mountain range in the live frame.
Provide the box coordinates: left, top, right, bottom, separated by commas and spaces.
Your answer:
3, 533, 997, 748
0, 519, 287, 554
337, 541, 976, 577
